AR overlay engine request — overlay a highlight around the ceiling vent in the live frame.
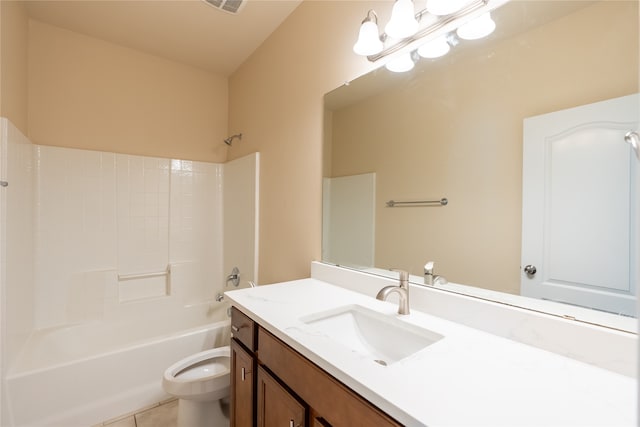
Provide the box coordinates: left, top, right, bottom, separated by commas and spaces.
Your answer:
202, 0, 246, 14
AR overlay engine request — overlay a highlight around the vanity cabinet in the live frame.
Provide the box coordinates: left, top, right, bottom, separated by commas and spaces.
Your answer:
257, 365, 306, 427
231, 340, 255, 427
231, 308, 257, 427
230, 307, 402, 427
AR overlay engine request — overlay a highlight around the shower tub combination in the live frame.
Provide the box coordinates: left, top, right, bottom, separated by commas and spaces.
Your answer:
0, 119, 259, 427
5, 304, 230, 427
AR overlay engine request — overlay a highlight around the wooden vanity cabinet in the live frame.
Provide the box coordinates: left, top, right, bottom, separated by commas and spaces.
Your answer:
231, 307, 258, 427
257, 328, 401, 427
231, 339, 256, 427
231, 307, 257, 351
230, 306, 402, 427
257, 365, 307, 427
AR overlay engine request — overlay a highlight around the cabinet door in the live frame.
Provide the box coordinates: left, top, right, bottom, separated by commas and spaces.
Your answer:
257, 366, 306, 427
311, 416, 332, 427
231, 339, 255, 427
258, 328, 402, 427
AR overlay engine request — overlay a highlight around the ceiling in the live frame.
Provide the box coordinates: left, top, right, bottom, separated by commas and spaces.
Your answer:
25, 0, 303, 76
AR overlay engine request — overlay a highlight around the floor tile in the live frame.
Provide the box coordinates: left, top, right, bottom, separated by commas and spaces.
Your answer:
135, 399, 178, 427
103, 415, 136, 427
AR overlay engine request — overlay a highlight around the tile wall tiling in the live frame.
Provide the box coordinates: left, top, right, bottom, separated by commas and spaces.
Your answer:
34, 146, 117, 328
118, 276, 168, 303
66, 271, 109, 323
8, 139, 226, 332
1, 119, 35, 373
170, 160, 223, 304
116, 155, 170, 276
115, 155, 171, 302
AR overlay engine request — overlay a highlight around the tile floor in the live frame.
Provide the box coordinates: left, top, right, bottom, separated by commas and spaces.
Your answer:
96, 399, 178, 427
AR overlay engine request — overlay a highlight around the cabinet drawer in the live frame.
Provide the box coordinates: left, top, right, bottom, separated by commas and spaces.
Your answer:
231, 306, 257, 351
258, 328, 402, 427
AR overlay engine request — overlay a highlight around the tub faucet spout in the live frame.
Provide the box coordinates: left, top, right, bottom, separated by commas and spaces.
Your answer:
376, 269, 410, 315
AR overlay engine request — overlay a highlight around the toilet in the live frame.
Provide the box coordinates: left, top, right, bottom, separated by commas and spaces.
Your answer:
162, 346, 231, 427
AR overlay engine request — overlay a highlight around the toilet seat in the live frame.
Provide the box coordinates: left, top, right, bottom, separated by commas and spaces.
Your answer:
175, 359, 228, 381
162, 346, 231, 401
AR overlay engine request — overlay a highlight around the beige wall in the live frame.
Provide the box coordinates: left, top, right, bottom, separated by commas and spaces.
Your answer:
227, 1, 381, 284
1, 0, 384, 287
28, 20, 229, 162
7, 0, 633, 291
0, 1, 29, 134
328, 2, 638, 293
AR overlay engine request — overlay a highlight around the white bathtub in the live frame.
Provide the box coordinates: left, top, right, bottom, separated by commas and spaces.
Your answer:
4, 304, 231, 427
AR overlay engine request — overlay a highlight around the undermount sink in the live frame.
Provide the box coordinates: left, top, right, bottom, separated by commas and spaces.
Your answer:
300, 305, 443, 366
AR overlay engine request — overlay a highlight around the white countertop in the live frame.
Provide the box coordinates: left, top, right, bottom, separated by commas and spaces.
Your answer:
225, 278, 636, 427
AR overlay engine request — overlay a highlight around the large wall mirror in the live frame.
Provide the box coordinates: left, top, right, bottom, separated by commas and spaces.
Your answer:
322, 0, 639, 329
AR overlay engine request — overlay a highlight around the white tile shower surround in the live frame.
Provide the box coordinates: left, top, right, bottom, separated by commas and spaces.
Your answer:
0, 118, 259, 426
32, 146, 224, 327
0, 118, 35, 377
115, 155, 171, 301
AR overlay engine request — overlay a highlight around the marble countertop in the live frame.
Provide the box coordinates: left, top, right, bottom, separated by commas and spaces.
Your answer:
225, 278, 636, 427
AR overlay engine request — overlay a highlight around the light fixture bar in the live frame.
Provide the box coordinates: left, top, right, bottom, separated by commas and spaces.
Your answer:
367, 0, 489, 62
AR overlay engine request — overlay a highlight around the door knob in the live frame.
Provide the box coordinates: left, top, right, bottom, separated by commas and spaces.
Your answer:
524, 265, 537, 276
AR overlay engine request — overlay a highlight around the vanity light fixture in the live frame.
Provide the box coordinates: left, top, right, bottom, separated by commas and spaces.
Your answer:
385, 0, 420, 39
426, 0, 474, 16
353, 10, 384, 56
456, 12, 496, 40
354, 0, 508, 72
417, 35, 451, 59
385, 52, 416, 72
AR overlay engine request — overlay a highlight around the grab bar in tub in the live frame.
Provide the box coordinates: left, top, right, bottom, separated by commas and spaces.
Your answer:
118, 266, 171, 281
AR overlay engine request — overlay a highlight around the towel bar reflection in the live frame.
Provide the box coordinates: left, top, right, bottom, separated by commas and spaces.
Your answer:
386, 198, 448, 207
118, 266, 171, 281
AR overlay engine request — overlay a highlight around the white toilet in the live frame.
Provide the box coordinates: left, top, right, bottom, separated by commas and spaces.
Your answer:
162, 346, 231, 427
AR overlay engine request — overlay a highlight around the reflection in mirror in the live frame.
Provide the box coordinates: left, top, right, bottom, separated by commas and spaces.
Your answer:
322, 1, 639, 326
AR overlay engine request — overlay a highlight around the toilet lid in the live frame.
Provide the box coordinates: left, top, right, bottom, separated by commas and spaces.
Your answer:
175, 359, 229, 381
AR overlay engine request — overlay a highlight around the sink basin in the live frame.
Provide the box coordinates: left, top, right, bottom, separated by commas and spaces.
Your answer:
300, 305, 443, 365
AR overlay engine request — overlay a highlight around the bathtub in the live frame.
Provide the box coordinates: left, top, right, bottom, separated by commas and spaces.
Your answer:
4, 303, 230, 427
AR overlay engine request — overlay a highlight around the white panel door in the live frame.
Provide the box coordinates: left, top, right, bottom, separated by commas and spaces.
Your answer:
521, 94, 638, 316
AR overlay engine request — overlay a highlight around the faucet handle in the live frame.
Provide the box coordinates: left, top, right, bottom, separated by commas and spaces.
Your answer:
424, 261, 435, 285
424, 261, 434, 275
424, 261, 447, 286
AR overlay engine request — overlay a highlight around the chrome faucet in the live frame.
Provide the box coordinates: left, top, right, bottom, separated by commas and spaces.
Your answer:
226, 267, 240, 287
424, 261, 447, 286
376, 270, 410, 315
